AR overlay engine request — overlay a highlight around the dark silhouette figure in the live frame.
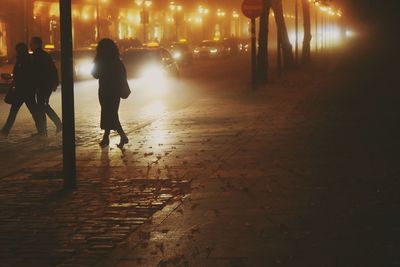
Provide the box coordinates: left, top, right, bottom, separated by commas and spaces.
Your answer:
1, 43, 41, 136
92, 38, 129, 148
30, 37, 62, 136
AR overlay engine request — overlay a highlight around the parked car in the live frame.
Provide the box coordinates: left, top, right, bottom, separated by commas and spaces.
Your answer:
168, 42, 193, 65
0, 62, 13, 87
222, 37, 240, 55
193, 40, 230, 59
121, 47, 180, 80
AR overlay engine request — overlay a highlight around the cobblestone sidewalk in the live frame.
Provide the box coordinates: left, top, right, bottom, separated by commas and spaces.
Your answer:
0, 89, 276, 267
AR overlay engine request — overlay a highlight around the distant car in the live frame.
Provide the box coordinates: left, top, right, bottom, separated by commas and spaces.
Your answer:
73, 48, 96, 79
193, 40, 230, 59
168, 42, 193, 65
47, 48, 97, 80
117, 38, 143, 52
222, 38, 240, 55
121, 47, 180, 80
237, 39, 250, 53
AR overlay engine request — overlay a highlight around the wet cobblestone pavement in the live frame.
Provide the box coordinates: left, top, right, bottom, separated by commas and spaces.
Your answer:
0, 76, 268, 266
2, 43, 400, 267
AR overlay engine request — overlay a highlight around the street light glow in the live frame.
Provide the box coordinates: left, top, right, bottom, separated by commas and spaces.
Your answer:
169, 2, 176, 11
135, 0, 152, 7
144, 0, 152, 8
198, 5, 209, 15
217, 9, 226, 17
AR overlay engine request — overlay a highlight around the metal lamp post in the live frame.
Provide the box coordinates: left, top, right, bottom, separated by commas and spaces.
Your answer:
197, 5, 209, 40
169, 2, 183, 42
232, 11, 240, 37
136, 0, 152, 43
95, 0, 109, 41
59, 0, 76, 190
216, 9, 226, 40
295, 0, 299, 63
96, 0, 100, 41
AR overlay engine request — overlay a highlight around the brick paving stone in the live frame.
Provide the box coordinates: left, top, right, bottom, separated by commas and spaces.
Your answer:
2, 46, 400, 267
0, 75, 267, 266
94, 45, 400, 266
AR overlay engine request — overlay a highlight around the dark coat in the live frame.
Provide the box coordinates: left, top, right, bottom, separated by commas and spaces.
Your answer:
12, 55, 35, 100
92, 58, 127, 130
31, 48, 58, 92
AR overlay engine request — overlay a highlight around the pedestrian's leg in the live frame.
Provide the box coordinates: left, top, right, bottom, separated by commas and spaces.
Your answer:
36, 91, 48, 136
99, 129, 110, 148
1, 101, 23, 135
117, 127, 129, 149
24, 95, 41, 134
44, 92, 62, 133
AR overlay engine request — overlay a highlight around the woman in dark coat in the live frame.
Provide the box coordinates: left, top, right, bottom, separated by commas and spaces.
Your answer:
92, 38, 129, 148
1, 43, 40, 136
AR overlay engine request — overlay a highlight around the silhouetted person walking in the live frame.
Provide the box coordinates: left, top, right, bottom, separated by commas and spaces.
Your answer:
1, 43, 41, 136
30, 37, 62, 136
92, 38, 129, 148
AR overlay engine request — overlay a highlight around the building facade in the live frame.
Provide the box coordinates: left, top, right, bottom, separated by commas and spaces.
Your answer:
0, 0, 248, 61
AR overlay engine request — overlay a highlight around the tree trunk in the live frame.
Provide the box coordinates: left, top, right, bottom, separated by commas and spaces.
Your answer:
302, 0, 312, 64
271, 0, 295, 69
257, 0, 271, 84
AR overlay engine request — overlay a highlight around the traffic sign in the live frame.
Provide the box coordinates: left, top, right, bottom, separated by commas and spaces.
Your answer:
241, 0, 263, 19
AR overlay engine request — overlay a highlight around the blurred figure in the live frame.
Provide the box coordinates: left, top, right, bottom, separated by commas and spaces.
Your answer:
92, 38, 129, 148
1, 43, 41, 136
30, 36, 62, 136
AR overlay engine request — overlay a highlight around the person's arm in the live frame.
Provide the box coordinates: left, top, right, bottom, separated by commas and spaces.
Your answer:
91, 58, 100, 79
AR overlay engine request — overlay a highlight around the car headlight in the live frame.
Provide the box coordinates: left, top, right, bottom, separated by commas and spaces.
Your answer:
76, 61, 94, 76
140, 65, 166, 78
172, 51, 182, 59
210, 48, 218, 54
193, 49, 200, 54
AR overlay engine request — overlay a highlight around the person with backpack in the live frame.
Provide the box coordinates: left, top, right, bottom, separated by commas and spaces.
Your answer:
30, 36, 62, 136
1, 43, 41, 136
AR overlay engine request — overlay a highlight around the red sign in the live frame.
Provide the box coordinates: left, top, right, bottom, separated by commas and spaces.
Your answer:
241, 0, 263, 19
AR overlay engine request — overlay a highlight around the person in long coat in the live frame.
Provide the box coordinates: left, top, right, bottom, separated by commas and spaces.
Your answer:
1, 43, 41, 136
30, 36, 62, 136
92, 38, 129, 148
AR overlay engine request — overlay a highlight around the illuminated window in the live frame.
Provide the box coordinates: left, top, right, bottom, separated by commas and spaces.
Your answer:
0, 21, 7, 58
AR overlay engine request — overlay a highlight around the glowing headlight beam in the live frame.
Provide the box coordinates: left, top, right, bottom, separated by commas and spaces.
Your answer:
172, 51, 182, 59
76, 61, 95, 77
139, 65, 167, 81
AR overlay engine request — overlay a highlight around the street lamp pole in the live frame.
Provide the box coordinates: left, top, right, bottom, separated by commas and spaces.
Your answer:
217, 9, 226, 40
143, 7, 147, 43
169, 2, 183, 42
96, 0, 100, 41
295, 0, 298, 64
59, 0, 77, 190
232, 11, 239, 37
136, 0, 152, 43
315, 4, 318, 52
198, 6, 209, 40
